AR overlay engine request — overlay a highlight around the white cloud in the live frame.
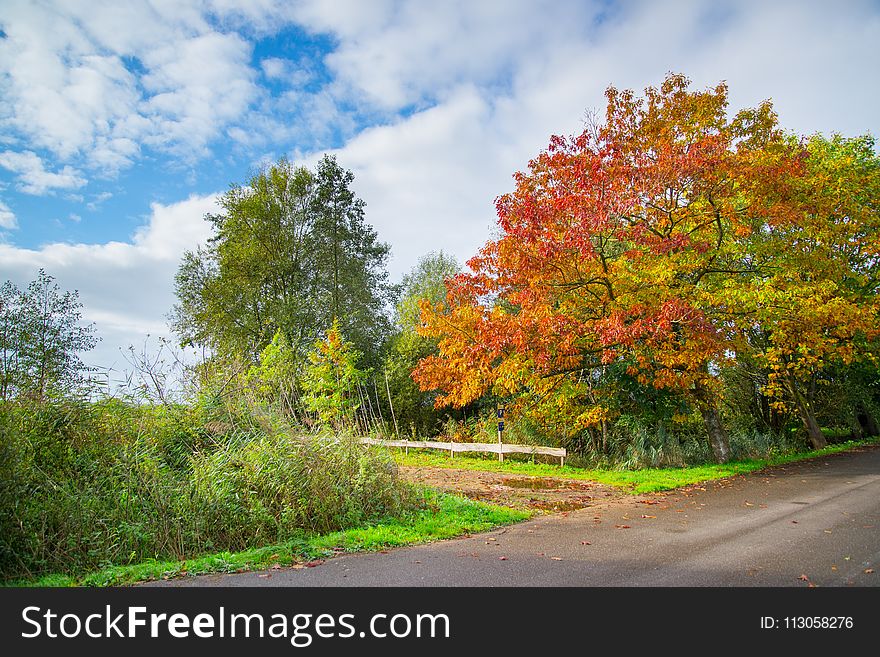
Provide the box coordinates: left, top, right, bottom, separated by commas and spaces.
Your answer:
0, 150, 87, 195
0, 0, 262, 178
304, 0, 880, 284
261, 57, 287, 80
0, 200, 17, 229
0, 194, 218, 373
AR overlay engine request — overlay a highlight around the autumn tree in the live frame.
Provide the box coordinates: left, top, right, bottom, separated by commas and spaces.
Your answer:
383, 251, 461, 435
732, 134, 880, 448
414, 74, 788, 463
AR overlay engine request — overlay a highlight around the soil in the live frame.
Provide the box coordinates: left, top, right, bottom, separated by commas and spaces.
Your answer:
399, 465, 626, 512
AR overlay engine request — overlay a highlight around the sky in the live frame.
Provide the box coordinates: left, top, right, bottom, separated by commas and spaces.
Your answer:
1, 0, 878, 380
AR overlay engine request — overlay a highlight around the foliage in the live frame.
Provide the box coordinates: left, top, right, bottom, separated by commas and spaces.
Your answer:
302, 320, 366, 428
413, 73, 880, 462
172, 155, 393, 369
383, 251, 462, 435
0, 270, 98, 402
0, 395, 414, 581
14, 492, 528, 587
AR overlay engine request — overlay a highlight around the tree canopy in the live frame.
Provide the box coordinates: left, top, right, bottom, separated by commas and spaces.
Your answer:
413, 74, 880, 462
172, 155, 393, 374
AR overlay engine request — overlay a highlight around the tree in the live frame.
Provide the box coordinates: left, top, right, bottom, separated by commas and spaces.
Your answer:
384, 252, 461, 435
172, 156, 393, 373
310, 155, 394, 367
413, 75, 785, 463
731, 134, 880, 448
0, 270, 98, 401
302, 320, 366, 428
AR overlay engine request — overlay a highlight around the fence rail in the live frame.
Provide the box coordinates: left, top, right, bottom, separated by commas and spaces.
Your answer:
359, 437, 566, 466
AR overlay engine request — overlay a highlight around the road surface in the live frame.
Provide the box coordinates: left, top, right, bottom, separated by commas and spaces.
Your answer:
145, 445, 880, 587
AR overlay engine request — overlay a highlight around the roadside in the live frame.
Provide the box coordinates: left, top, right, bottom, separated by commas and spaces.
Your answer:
145, 444, 880, 587
11, 438, 878, 587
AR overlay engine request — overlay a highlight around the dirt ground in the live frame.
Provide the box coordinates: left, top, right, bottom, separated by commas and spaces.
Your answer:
399, 465, 628, 511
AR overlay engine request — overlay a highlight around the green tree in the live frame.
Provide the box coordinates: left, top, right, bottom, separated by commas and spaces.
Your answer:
0, 270, 98, 401
172, 156, 393, 372
310, 155, 394, 367
302, 320, 366, 428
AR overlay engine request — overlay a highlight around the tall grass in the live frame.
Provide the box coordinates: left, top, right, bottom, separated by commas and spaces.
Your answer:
0, 397, 415, 581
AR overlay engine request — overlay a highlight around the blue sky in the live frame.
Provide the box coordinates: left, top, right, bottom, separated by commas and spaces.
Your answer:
1, 0, 879, 379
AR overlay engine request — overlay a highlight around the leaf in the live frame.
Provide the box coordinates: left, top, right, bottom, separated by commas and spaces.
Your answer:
615, 525, 631, 529
865, 568, 875, 574
499, 556, 508, 561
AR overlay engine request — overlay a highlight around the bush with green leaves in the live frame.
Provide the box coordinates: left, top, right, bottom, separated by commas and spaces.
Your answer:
0, 396, 414, 581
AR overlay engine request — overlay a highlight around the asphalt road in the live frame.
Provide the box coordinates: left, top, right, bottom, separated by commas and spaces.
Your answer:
146, 445, 880, 587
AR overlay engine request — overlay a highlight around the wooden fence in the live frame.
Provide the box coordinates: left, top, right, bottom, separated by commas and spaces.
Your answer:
359, 437, 567, 466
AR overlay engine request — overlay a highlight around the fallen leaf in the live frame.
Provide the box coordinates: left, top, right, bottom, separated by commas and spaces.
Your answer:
615, 525, 631, 529
641, 515, 656, 519
304, 560, 324, 568
581, 541, 591, 545
499, 556, 508, 561
791, 520, 798, 524
831, 565, 838, 572
824, 530, 832, 534
550, 557, 562, 561
865, 569, 875, 574
258, 574, 271, 579
798, 574, 810, 582
744, 502, 754, 507
271, 563, 281, 570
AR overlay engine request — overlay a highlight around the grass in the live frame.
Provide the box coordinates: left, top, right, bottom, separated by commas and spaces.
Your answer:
7, 491, 529, 587
394, 437, 880, 494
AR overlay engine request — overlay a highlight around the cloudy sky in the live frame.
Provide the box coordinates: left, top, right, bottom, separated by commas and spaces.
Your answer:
1, 0, 878, 378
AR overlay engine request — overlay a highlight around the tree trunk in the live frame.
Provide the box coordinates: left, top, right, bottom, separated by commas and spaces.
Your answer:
785, 375, 826, 450
693, 381, 731, 463
699, 404, 732, 463
858, 406, 879, 437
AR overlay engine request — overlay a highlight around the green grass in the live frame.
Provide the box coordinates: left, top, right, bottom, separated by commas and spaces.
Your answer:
395, 438, 880, 494
7, 491, 529, 588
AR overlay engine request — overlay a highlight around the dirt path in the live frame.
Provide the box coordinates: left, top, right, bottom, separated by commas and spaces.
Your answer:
399, 465, 624, 511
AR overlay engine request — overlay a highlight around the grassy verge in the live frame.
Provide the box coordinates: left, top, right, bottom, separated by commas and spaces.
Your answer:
7, 491, 529, 588
395, 438, 880, 494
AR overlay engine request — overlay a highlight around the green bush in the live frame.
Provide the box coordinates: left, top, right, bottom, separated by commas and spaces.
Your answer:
0, 398, 415, 581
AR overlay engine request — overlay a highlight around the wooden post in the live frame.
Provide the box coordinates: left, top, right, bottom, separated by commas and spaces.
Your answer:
497, 405, 505, 462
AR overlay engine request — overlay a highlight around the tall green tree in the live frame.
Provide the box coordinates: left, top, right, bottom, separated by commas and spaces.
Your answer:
172, 156, 393, 374
0, 270, 98, 401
